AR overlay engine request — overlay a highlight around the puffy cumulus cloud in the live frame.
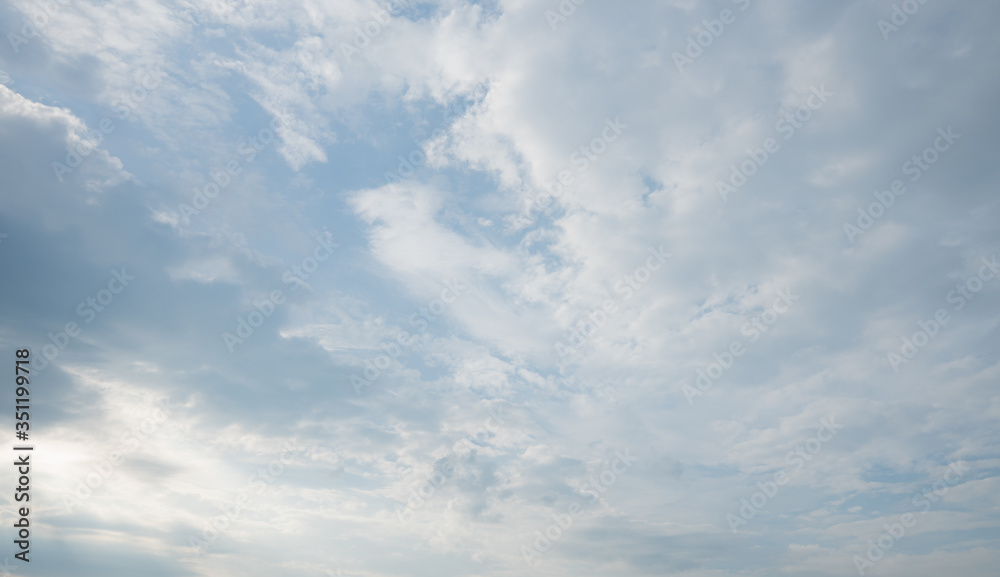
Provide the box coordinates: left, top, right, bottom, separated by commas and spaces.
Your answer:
2, 0, 1000, 576
0, 83, 130, 196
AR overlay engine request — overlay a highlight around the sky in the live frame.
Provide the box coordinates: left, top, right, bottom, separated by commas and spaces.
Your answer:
0, 0, 999, 576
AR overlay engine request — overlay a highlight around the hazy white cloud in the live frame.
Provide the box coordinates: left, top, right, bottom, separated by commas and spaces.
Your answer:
1, 0, 999, 575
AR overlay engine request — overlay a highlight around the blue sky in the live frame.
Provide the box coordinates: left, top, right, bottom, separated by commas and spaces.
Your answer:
1, 0, 999, 575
